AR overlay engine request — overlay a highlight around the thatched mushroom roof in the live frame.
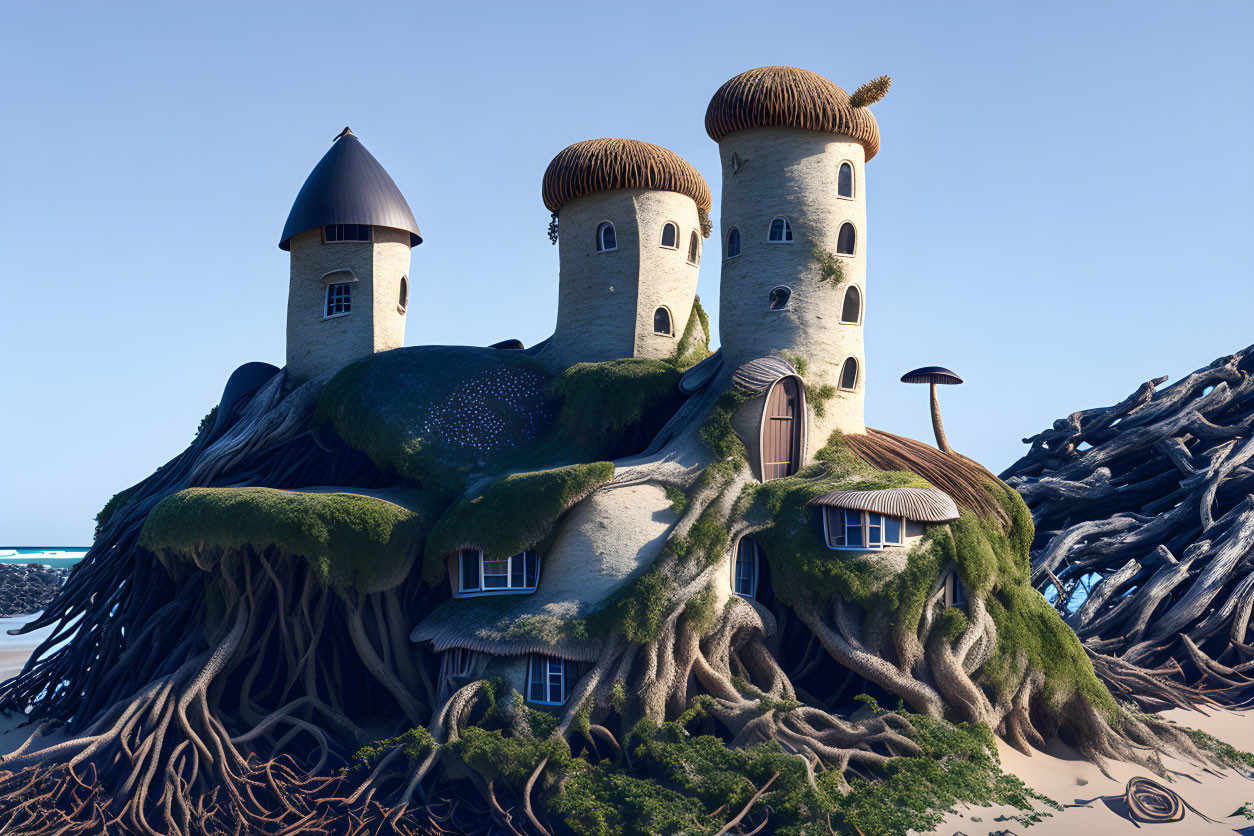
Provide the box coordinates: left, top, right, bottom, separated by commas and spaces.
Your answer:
705, 66, 883, 159
542, 138, 712, 214
808, 486, 959, 523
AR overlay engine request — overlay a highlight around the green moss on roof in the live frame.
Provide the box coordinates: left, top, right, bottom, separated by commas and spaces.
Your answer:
551, 359, 682, 459
670, 295, 711, 370
139, 486, 432, 593
423, 461, 614, 583
315, 346, 558, 494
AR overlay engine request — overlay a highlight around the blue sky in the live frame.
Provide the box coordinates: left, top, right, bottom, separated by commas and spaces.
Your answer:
2, 1, 1251, 544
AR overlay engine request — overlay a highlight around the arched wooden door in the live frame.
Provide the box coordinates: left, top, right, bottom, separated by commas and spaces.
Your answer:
762, 378, 801, 480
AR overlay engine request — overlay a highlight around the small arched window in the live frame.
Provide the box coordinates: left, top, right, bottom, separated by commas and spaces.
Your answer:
660, 222, 678, 249
838, 162, 854, 198
733, 537, 760, 598
654, 306, 672, 336
726, 227, 741, 258
398, 276, 409, 313
768, 286, 791, 310
687, 231, 700, 265
836, 222, 856, 256
768, 216, 793, 242
840, 285, 861, 324
596, 221, 617, 252
839, 357, 859, 391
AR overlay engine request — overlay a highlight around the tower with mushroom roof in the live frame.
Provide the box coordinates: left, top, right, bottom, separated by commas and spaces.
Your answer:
707, 67, 890, 453
279, 128, 422, 384
538, 138, 712, 371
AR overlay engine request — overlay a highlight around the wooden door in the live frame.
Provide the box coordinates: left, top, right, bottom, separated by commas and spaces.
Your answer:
762, 378, 800, 480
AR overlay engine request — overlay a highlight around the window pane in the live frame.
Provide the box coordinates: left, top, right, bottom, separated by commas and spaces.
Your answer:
783, 219, 792, 240
529, 658, 545, 702
884, 516, 901, 544
654, 307, 671, 335
838, 163, 853, 198
841, 358, 858, 390
769, 218, 783, 240
728, 228, 740, 257
867, 512, 882, 546
511, 552, 525, 588
826, 507, 844, 546
841, 286, 861, 323
603, 224, 616, 250
525, 550, 538, 587
460, 550, 480, 591
662, 223, 676, 247
844, 509, 864, 547
837, 222, 855, 255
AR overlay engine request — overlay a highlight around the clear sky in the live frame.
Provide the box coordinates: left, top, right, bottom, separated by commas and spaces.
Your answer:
2, 1, 1251, 544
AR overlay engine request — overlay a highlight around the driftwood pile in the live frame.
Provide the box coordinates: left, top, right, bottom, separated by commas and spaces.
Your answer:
1002, 344, 1254, 708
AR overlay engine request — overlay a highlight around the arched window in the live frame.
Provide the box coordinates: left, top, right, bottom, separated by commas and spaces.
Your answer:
836, 222, 856, 256
838, 162, 854, 198
660, 222, 678, 249
733, 537, 760, 598
839, 357, 859, 391
768, 286, 791, 310
654, 306, 672, 336
768, 216, 793, 243
398, 276, 409, 313
596, 221, 617, 252
726, 227, 741, 258
687, 231, 700, 265
840, 285, 861, 324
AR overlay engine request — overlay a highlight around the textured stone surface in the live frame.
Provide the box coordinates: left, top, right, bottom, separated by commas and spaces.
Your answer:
540, 188, 700, 370
285, 226, 412, 384
716, 126, 868, 452
0, 564, 69, 618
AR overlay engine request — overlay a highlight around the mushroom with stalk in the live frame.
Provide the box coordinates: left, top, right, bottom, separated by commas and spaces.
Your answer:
900, 366, 963, 454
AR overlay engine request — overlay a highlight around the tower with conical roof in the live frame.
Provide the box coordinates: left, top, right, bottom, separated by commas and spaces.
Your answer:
279, 128, 422, 384
538, 138, 712, 371
707, 66, 889, 454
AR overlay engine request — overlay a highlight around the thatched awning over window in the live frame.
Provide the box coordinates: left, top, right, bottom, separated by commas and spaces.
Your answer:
542, 138, 712, 214
705, 66, 882, 160
807, 487, 959, 523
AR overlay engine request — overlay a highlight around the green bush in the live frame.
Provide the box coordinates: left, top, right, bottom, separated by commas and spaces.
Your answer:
551, 359, 682, 458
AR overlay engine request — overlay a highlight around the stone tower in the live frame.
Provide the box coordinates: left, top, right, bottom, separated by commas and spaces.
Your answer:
537, 138, 712, 371
279, 128, 422, 384
707, 67, 887, 453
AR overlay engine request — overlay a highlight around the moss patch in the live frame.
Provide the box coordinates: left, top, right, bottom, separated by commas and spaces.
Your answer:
551, 359, 682, 459
95, 486, 136, 534
423, 462, 614, 583
140, 486, 431, 593
671, 295, 711, 370
588, 568, 673, 643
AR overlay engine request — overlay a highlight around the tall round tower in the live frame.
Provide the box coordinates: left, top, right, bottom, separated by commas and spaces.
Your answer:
707, 67, 888, 451
538, 139, 712, 371
279, 129, 422, 385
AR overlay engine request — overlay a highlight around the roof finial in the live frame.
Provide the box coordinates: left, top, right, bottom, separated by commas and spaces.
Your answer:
334, 126, 354, 142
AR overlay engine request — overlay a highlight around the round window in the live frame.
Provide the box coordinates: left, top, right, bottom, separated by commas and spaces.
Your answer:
768, 286, 791, 310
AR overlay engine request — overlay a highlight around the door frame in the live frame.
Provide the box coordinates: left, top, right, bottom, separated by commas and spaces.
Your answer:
756, 375, 807, 482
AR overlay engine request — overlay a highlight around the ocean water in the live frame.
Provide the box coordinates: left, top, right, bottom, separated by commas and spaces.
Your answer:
0, 548, 88, 568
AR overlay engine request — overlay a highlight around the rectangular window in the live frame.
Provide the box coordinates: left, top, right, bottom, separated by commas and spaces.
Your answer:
459, 549, 481, 592
884, 515, 902, 545
325, 282, 352, 317
866, 512, 883, 547
528, 655, 575, 704
324, 223, 372, 243
825, 507, 844, 547
458, 549, 540, 594
844, 509, 864, 548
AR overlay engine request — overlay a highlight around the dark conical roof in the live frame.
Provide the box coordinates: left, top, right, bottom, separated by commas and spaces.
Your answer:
279, 129, 422, 250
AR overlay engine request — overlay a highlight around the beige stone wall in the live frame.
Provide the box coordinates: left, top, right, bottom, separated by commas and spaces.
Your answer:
285, 226, 411, 384
716, 126, 868, 454
539, 188, 700, 371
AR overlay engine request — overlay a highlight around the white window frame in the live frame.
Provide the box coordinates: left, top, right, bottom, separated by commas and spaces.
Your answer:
840, 285, 863, 325
838, 357, 859, 392
596, 221, 617, 253
528, 654, 571, 705
767, 216, 793, 243
324, 282, 352, 319
837, 161, 856, 200
726, 226, 741, 259
686, 230, 700, 265
823, 507, 907, 551
733, 538, 759, 599
836, 221, 857, 257
323, 223, 373, 244
660, 221, 679, 249
457, 548, 540, 595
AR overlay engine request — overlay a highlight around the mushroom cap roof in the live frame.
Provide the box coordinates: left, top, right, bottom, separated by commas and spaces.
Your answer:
705, 66, 882, 159
808, 487, 960, 523
901, 366, 964, 385
542, 138, 712, 214
279, 131, 422, 250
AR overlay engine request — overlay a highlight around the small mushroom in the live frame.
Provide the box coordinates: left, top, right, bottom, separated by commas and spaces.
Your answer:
900, 366, 964, 454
